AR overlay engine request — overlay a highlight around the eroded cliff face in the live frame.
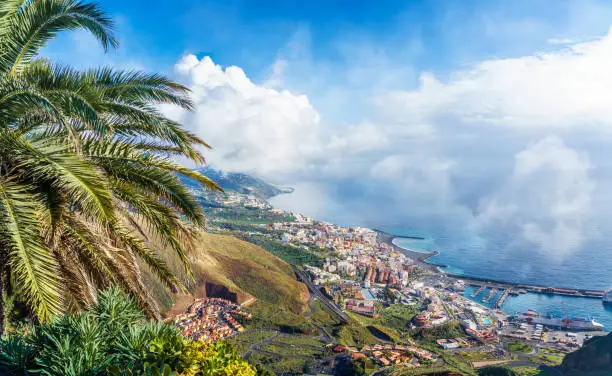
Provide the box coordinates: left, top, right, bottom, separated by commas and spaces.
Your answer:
203, 281, 239, 302
562, 333, 612, 375
144, 230, 308, 318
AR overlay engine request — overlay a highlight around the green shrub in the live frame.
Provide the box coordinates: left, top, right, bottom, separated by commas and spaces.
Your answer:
506, 342, 533, 353
0, 289, 255, 376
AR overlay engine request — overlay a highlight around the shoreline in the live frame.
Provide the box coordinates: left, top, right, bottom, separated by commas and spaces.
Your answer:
375, 229, 440, 273
376, 229, 605, 299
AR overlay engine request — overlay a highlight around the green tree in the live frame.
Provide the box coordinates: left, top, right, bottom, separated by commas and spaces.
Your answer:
0, 288, 255, 375
0, 0, 219, 327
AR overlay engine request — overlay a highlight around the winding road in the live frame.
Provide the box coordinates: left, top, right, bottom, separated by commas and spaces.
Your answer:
292, 266, 349, 322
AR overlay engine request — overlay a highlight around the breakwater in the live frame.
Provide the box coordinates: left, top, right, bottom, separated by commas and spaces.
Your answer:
447, 273, 604, 300
376, 230, 439, 264
379, 229, 605, 301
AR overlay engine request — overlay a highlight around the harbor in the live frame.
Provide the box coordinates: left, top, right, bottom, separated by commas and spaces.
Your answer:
386, 231, 612, 329
382, 231, 606, 300
446, 273, 605, 300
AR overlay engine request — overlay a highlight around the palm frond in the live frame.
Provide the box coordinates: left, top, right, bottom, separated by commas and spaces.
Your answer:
0, 0, 117, 75
87, 67, 194, 110
0, 179, 60, 322
1, 134, 116, 224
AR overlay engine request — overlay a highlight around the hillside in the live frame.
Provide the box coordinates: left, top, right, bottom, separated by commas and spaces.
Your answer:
188, 166, 293, 199
141, 230, 309, 322
561, 332, 612, 375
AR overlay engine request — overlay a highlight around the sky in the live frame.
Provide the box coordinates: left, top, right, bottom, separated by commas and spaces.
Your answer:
44, 0, 612, 263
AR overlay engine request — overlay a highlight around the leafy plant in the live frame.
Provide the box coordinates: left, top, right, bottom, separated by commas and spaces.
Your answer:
0, 289, 255, 376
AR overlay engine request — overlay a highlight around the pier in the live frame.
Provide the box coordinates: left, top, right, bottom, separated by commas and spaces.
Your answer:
472, 285, 486, 298
494, 289, 511, 309
483, 288, 497, 303
450, 274, 604, 300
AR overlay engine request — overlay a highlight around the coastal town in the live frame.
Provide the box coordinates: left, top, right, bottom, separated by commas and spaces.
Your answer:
191, 185, 609, 374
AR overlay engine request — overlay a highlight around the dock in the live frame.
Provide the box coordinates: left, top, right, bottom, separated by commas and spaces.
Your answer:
483, 288, 497, 303
449, 274, 604, 300
472, 285, 486, 298
494, 289, 510, 309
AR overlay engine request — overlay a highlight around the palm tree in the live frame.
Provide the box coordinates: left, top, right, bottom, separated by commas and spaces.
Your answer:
0, 0, 219, 328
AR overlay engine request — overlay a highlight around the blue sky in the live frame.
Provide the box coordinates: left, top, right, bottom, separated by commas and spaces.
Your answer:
45, 0, 612, 81
43, 0, 612, 270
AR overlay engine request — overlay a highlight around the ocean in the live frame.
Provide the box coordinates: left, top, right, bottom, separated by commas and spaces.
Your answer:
269, 191, 612, 330
392, 235, 612, 330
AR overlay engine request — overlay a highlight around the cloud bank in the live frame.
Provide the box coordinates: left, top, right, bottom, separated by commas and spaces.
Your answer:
174, 30, 612, 264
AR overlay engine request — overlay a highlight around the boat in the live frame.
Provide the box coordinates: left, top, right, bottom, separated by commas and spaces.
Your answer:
603, 289, 612, 304
515, 309, 604, 331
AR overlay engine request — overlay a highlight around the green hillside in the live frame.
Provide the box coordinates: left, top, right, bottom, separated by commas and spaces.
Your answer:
561, 332, 612, 375
141, 230, 309, 322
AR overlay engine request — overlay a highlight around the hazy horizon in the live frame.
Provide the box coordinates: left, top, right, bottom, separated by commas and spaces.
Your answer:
44, 0, 612, 271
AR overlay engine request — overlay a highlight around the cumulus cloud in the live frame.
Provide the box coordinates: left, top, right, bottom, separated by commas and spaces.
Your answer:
173, 55, 322, 178
383, 29, 612, 131
173, 54, 391, 180
172, 29, 612, 264
477, 136, 595, 258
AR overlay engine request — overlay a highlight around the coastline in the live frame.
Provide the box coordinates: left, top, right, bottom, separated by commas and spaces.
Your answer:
376, 229, 605, 298
377, 229, 612, 329
375, 229, 441, 273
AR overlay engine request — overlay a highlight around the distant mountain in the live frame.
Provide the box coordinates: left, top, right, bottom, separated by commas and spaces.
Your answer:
562, 332, 612, 375
191, 166, 293, 199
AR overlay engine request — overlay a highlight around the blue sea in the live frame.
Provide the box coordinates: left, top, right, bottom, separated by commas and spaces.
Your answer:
392, 235, 612, 330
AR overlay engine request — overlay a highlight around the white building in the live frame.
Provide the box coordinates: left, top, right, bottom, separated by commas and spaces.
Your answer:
337, 261, 356, 277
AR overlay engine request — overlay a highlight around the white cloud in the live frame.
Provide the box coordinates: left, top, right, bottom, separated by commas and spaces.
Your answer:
547, 37, 585, 45
383, 29, 612, 131
477, 136, 595, 258
174, 54, 393, 180
263, 58, 288, 89
174, 55, 322, 178
326, 122, 388, 153
172, 29, 612, 261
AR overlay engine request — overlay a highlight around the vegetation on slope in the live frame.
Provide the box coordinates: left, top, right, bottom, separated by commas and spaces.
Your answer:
410, 321, 466, 343
0, 289, 254, 375
189, 167, 291, 199
238, 233, 327, 267
506, 342, 533, 353
144, 230, 309, 326
562, 332, 612, 375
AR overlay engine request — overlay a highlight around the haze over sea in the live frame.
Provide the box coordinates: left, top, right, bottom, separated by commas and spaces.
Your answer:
391, 234, 612, 330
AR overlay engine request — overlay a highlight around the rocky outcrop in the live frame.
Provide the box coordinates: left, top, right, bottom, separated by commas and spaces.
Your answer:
562, 332, 612, 375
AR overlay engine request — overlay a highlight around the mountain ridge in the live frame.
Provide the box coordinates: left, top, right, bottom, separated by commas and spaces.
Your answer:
192, 166, 293, 199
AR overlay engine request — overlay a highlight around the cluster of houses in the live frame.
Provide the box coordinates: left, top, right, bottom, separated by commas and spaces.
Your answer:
436, 338, 470, 349
465, 328, 500, 344
412, 289, 450, 327
339, 283, 364, 299
344, 298, 377, 317
333, 343, 436, 368
171, 298, 251, 342
273, 220, 379, 254
271, 217, 418, 289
